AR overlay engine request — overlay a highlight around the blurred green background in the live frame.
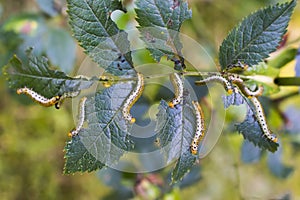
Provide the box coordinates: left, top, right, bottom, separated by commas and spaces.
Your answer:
1, 0, 300, 199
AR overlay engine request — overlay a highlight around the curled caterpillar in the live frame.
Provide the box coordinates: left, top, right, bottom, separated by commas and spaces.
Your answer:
195, 75, 233, 94
122, 73, 144, 123
68, 96, 87, 137
190, 101, 206, 155
228, 74, 264, 97
55, 91, 80, 109
168, 73, 184, 108
17, 87, 60, 107
250, 97, 278, 143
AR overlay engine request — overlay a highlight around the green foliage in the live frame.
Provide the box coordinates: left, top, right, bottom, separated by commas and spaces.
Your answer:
156, 99, 197, 183
3, 49, 93, 96
64, 82, 135, 173
2, 0, 299, 189
67, 0, 134, 71
268, 48, 298, 69
223, 91, 279, 152
219, 0, 296, 70
135, 0, 191, 64
64, 134, 105, 173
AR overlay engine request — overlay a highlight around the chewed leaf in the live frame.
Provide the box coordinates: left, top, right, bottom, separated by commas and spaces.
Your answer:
235, 100, 279, 152
222, 88, 246, 108
64, 80, 138, 173
3, 49, 93, 97
172, 150, 197, 183
219, 0, 296, 70
224, 90, 279, 152
67, 0, 134, 72
84, 83, 135, 163
155, 98, 197, 183
64, 134, 105, 174
135, 0, 191, 62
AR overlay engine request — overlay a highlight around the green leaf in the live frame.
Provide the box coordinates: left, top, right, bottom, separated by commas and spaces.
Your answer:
237, 99, 279, 152
223, 91, 279, 152
67, 0, 134, 72
243, 62, 280, 95
156, 98, 197, 183
135, 0, 191, 62
64, 81, 136, 173
268, 48, 298, 69
71, 83, 135, 173
222, 88, 246, 108
64, 134, 105, 174
219, 0, 296, 70
3, 49, 93, 97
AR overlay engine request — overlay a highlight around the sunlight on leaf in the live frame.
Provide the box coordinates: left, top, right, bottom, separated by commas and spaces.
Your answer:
219, 0, 296, 69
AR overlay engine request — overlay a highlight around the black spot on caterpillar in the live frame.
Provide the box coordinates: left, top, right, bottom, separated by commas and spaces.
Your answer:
168, 73, 184, 108
250, 97, 278, 143
55, 91, 80, 109
17, 87, 60, 107
228, 74, 263, 97
190, 101, 205, 155
195, 74, 233, 94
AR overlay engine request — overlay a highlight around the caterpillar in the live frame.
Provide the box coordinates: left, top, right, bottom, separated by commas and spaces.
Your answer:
195, 75, 233, 94
122, 72, 144, 123
228, 74, 264, 97
68, 96, 87, 137
250, 97, 278, 143
190, 101, 206, 155
224, 61, 248, 72
168, 73, 184, 108
17, 87, 60, 107
55, 91, 80, 109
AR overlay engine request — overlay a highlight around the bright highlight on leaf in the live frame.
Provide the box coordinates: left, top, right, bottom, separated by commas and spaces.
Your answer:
219, 0, 296, 70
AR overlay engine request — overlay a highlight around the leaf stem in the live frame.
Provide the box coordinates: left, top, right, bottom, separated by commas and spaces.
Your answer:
274, 77, 300, 86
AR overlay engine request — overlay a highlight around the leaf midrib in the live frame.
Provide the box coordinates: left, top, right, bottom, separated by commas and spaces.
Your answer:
228, 3, 293, 66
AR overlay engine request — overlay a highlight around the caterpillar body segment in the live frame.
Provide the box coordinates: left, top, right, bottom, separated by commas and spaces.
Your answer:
168, 73, 184, 108
122, 73, 144, 123
190, 101, 206, 155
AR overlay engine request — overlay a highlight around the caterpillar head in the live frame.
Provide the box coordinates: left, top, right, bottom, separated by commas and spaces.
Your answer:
190, 143, 198, 155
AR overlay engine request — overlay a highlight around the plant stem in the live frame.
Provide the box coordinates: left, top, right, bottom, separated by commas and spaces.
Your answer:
274, 77, 300, 86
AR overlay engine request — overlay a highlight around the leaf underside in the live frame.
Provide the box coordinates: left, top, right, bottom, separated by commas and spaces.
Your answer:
156, 98, 197, 183
223, 91, 279, 152
219, 0, 296, 70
